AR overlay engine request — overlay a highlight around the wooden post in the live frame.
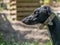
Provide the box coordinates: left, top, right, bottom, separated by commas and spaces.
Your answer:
10, 0, 16, 21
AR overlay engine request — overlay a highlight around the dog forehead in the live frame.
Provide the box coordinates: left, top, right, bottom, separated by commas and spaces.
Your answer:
34, 8, 46, 14
34, 7, 45, 12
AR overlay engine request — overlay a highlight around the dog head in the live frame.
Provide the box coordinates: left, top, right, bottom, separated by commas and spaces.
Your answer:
22, 6, 52, 25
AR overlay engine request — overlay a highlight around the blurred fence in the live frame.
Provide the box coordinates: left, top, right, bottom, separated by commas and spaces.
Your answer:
10, 0, 16, 20
16, 0, 40, 20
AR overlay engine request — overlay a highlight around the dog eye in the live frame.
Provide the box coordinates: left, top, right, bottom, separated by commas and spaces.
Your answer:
34, 11, 36, 14
34, 10, 39, 14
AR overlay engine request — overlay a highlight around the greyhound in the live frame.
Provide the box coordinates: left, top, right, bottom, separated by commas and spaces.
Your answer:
22, 6, 60, 45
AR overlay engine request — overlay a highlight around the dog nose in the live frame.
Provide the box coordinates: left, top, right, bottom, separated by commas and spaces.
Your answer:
22, 20, 25, 23
22, 18, 28, 24
22, 19, 26, 23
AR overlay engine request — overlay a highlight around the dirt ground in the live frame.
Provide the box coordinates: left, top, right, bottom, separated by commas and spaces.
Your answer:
0, 10, 50, 45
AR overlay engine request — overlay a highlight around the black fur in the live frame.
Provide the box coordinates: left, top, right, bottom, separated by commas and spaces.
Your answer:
22, 6, 52, 25
22, 6, 60, 45
48, 16, 60, 45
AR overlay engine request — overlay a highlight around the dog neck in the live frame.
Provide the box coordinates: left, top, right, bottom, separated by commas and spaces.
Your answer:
39, 12, 56, 29
44, 12, 56, 25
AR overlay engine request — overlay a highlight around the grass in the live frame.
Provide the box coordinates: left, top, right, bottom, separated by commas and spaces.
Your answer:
44, 40, 51, 45
0, 7, 4, 11
0, 33, 38, 45
0, 32, 51, 45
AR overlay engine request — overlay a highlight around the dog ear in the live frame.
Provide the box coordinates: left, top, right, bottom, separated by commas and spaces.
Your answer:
43, 6, 52, 15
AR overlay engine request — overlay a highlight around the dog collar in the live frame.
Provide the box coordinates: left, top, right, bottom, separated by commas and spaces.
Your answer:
39, 12, 56, 29
43, 12, 56, 25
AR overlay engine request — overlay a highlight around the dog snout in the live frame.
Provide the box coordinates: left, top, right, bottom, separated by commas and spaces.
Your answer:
22, 17, 30, 24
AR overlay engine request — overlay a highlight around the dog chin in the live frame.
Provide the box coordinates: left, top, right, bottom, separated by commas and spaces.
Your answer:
23, 22, 34, 25
22, 21, 36, 25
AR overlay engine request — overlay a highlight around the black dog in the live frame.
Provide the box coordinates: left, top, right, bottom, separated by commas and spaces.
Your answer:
22, 6, 52, 25
22, 6, 60, 45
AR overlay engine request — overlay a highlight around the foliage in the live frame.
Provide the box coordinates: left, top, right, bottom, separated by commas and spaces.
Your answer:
56, 0, 60, 2
0, 33, 51, 45
0, 33, 37, 45
0, 7, 4, 11
0, 33, 7, 45
44, 40, 51, 45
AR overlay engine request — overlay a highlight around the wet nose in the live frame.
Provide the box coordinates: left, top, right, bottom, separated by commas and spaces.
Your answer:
22, 17, 29, 24
22, 19, 25, 23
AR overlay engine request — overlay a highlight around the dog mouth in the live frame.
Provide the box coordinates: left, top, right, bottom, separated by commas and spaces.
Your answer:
22, 20, 36, 25
22, 18, 39, 25
22, 16, 36, 25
